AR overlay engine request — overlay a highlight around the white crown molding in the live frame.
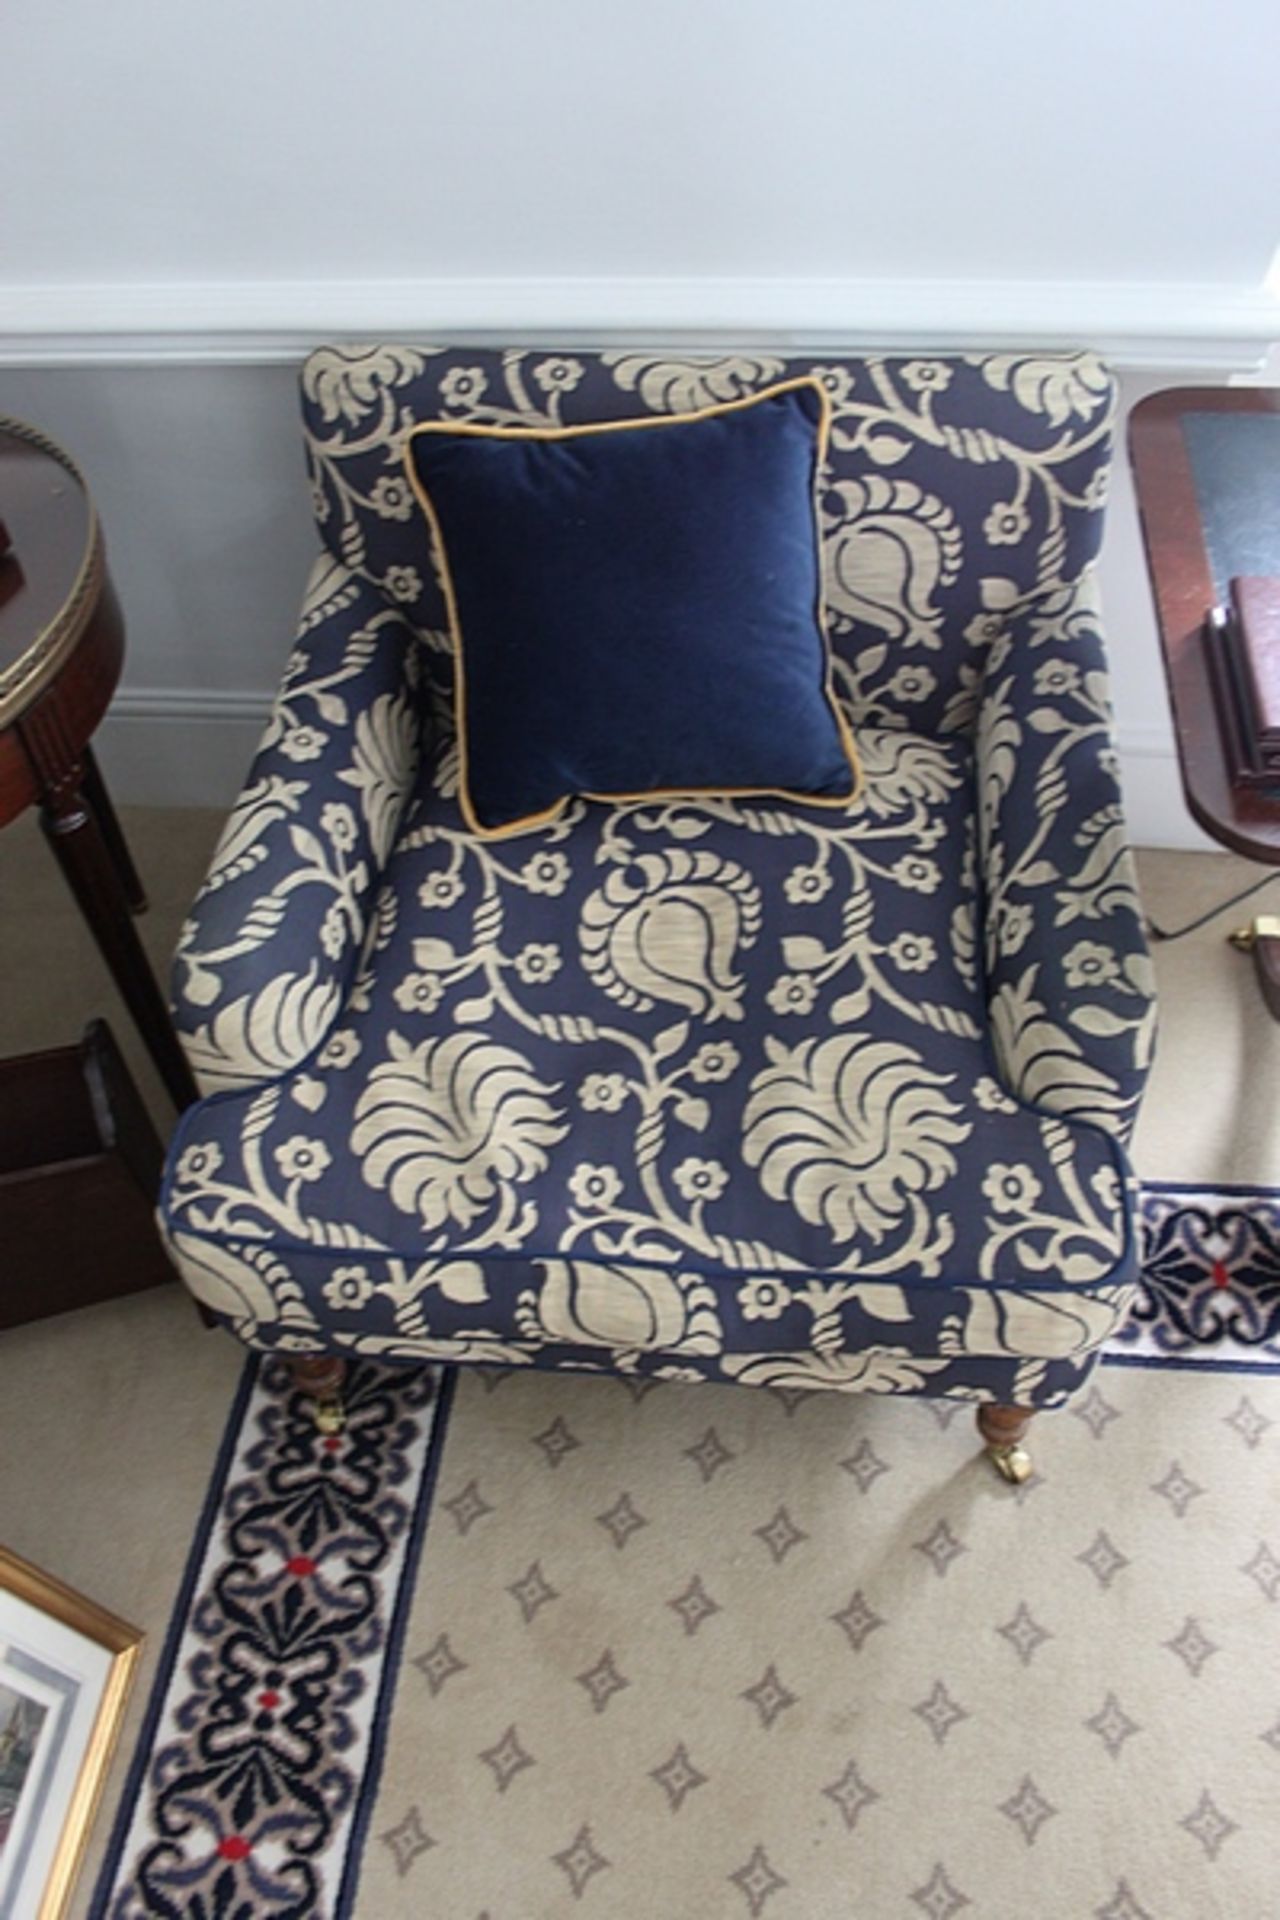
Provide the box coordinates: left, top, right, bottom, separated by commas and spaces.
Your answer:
1, 275, 1278, 371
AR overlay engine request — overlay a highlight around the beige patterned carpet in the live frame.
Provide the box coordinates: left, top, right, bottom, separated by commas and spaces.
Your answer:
355, 1355, 1277, 1920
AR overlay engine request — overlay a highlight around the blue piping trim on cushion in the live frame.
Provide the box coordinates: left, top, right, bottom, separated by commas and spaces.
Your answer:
1101, 1351, 1280, 1375
1138, 1179, 1279, 1197
160, 1204, 1140, 1297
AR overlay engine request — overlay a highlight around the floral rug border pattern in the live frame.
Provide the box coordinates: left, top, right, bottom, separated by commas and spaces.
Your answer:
90, 1361, 452, 1920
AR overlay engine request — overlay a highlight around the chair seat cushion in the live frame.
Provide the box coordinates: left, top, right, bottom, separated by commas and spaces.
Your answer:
162, 721, 1136, 1407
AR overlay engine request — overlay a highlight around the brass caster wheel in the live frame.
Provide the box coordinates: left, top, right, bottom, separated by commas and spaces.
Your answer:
289, 1356, 348, 1434
987, 1442, 1032, 1485
314, 1394, 346, 1437
1229, 914, 1280, 953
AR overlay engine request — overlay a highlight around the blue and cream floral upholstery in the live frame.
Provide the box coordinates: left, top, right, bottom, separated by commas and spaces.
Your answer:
161, 347, 1155, 1414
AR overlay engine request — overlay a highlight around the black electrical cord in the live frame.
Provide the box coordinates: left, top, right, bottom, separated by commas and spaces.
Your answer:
1145, 869, 1280, 943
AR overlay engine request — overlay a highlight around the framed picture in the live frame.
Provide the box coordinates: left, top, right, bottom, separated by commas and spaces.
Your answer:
0, 1548, 141, 1920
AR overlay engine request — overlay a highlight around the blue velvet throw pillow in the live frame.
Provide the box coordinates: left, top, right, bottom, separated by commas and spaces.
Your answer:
403, 377, 861, 838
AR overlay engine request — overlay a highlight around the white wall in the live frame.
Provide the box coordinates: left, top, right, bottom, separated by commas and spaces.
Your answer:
1, 0, 1278, 359
8, 0, 1277, 288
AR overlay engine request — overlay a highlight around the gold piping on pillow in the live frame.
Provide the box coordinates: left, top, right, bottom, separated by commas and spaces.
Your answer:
403, 375, 862, 840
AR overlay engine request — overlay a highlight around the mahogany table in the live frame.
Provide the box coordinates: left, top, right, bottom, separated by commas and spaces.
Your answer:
0, 418, 198, 1108
1128, 387, 1280, 1014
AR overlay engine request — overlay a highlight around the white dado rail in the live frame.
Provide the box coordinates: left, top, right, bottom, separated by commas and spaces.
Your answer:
1, 275, 1278, 371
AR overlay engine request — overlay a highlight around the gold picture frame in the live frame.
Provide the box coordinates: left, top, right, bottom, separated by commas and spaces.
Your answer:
0, 1546, 141, 1920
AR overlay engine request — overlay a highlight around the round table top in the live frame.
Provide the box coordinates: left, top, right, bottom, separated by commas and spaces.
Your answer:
0, 419, 104, 731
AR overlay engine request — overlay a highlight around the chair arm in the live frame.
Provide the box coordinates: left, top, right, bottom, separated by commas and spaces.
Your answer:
172, 555, 425, 1091
975, 570, 1156, 1144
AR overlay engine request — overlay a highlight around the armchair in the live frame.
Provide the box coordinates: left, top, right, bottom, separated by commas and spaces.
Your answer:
161, 346, 1154, 1480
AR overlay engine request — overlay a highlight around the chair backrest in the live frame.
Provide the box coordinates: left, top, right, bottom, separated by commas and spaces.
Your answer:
300, 345, 1114, 734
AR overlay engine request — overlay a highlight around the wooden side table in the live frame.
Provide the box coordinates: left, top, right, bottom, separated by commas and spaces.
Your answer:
0, 418, 197, 1110
1129, 387, 1280, 1014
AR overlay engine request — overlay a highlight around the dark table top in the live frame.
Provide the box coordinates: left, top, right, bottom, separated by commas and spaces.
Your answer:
1129, 386, 1280, 863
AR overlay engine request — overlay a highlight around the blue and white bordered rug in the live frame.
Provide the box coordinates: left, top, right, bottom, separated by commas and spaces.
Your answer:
89, 1183, 1280, 1920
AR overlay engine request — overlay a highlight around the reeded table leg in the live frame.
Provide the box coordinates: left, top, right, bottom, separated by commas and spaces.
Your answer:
41, 782, 198, 1111
80, 743, 148, 913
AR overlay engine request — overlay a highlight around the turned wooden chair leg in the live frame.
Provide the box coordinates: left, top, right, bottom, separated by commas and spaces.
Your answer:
288, 1354, 348, 1435
976, 1402, 1035, 1484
